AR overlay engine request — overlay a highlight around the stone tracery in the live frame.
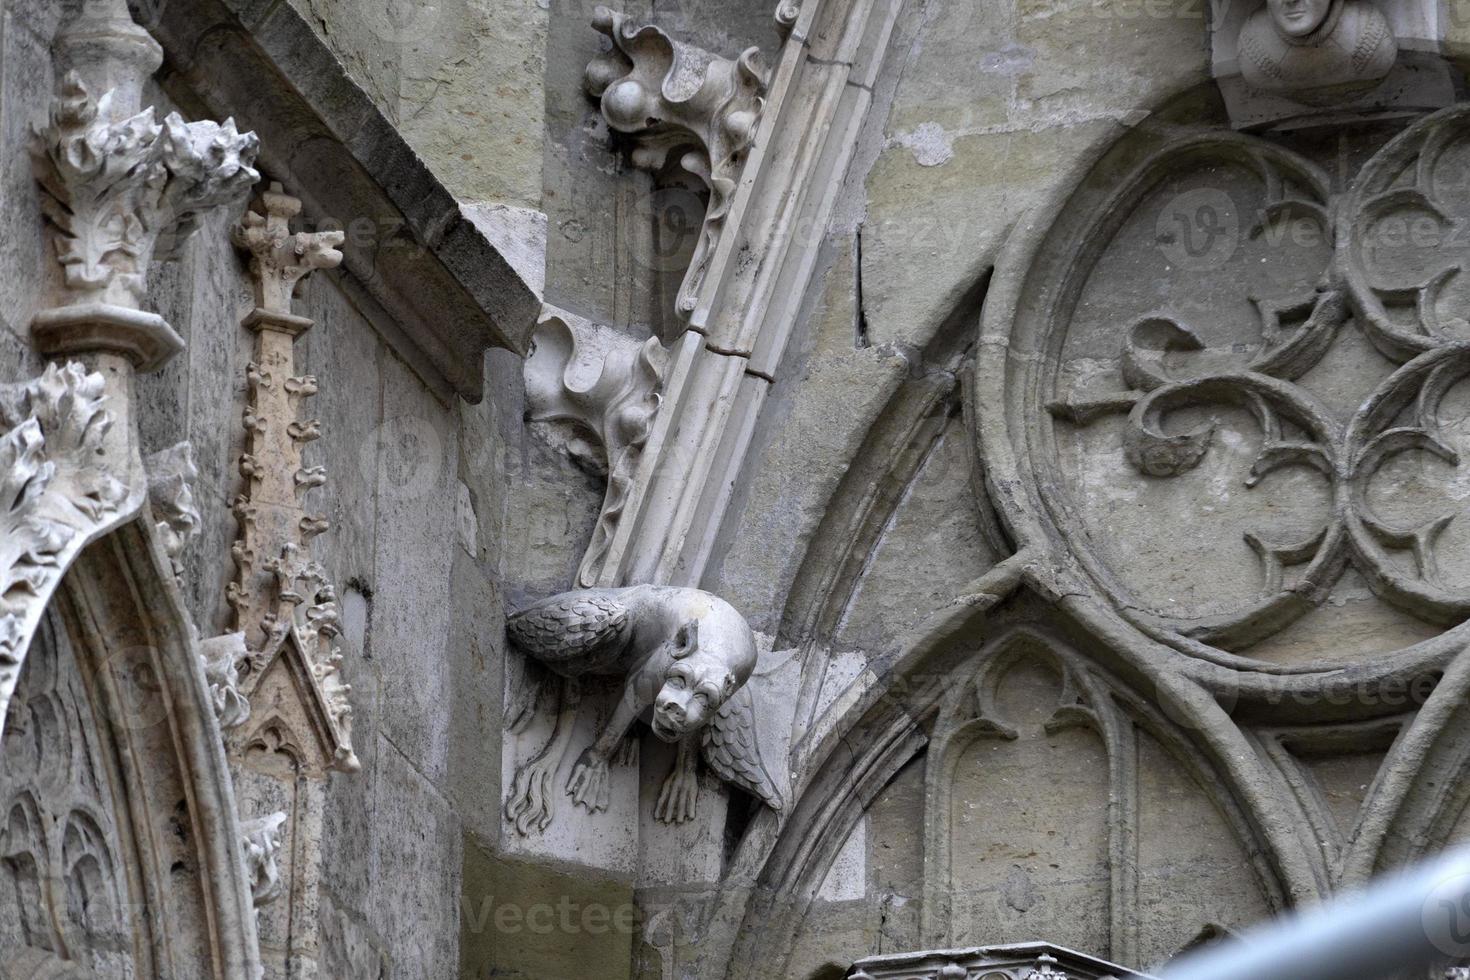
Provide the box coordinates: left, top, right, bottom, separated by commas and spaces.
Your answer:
1040, 107, 1470, 649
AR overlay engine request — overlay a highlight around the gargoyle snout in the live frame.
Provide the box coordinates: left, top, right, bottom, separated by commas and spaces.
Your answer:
655, 692, 686, 722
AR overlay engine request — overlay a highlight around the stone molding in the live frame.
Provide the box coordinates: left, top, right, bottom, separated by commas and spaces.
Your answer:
9, 520, 269, 977
847, 943, 1148, 980
143, 0, 545, 398
0, 362, 129, 739
584, 0, 906, 590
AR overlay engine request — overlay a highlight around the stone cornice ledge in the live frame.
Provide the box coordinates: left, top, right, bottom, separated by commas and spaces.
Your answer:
131, 0, 541, 401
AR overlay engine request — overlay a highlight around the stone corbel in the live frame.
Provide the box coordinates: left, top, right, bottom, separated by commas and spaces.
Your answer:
146, 441, 202, 584
584, 5, 767, 318
241, 811, 289, 908
201, 632, 253, 731
524, 308, 668, 588
0, 0, 259, 739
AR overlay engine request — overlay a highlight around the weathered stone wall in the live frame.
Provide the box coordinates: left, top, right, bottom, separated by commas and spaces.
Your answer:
490, 1, 1470, 979
1, 1, 543, 975
12, 0, 1470, 978
138, 134, 515, 980
287, 0, 546, 210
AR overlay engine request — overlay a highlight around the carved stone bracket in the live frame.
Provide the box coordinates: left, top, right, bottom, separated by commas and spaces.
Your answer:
524, 309, 668, 588
201, 632, 253, 731
241, 811, 288, 908
146, 441, 201, 584
503, 584, 783, 837
584, 5, 767, 318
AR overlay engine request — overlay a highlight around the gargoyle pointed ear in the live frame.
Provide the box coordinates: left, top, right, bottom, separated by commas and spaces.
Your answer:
672, 619, 700, 658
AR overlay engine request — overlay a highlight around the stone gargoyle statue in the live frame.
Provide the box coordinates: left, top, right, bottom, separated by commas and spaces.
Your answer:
503, 585, 784, 835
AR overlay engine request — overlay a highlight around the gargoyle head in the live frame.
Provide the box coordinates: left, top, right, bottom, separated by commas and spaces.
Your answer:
650, 619, 754, 741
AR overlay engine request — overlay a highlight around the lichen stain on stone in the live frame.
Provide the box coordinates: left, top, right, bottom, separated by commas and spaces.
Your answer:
892, 122, 955, 167
980, 42, 1036, 76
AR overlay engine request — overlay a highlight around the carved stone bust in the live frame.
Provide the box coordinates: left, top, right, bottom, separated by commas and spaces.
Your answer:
1238, 0, 1396, 100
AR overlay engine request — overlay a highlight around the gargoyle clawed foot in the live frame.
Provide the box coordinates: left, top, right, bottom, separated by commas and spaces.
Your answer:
505, 754, 558, 835
567, 748, 612, 812
612, 733, 639, 767
654, 739, 699, 824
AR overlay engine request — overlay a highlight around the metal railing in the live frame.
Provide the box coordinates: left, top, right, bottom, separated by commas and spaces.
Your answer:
1162, 847, 1470, 980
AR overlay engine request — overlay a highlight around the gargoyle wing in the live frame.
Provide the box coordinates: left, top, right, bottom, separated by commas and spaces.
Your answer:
507, 590, 633, 669
700, 685, 784, 812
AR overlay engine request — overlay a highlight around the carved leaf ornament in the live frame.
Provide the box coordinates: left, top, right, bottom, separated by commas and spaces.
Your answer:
524, 314, 667, 588
32, 73, 259, 309
0, 364, 127, 734
584, 6, 767, 318
996, 106, 1470, 655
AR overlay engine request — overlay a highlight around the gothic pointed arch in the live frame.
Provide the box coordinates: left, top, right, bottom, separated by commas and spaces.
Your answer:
1, 516, 263, 978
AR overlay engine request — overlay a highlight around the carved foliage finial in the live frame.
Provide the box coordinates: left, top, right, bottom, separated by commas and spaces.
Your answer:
31, 1, 259, 372
231, 181, 345, 318
584, 6, 767, 317
227, 186, 355, 774
31, 73, 260, 312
